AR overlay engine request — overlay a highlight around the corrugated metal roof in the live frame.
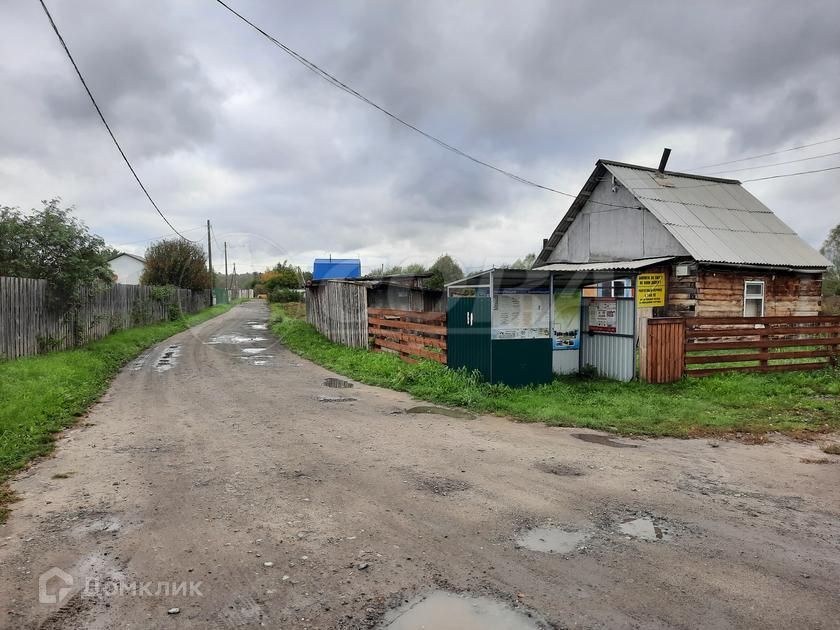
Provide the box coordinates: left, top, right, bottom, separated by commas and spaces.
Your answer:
602, 162, 831, 268
536, 257, 675, 272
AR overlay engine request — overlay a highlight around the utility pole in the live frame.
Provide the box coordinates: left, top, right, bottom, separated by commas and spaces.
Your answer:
224, 241, 229, 291
207, 219, 213, 303
232, 263, 237, 293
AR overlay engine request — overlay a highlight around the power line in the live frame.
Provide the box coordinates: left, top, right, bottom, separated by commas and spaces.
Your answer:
706, 150, 840, 175
111, 225, 205, 248
37, 0, 197, 242
213, 0, 645, 211
741, 164, 840, 183
690, 135, 840, 170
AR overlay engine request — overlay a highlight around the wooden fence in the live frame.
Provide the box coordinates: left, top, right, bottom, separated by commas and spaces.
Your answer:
305, 281, 368, 348
642, 315, 840, 382
368, 308, 447, 364
0, 276, 208, 360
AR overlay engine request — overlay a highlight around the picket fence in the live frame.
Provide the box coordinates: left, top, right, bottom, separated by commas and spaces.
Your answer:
0, 276, 208, 360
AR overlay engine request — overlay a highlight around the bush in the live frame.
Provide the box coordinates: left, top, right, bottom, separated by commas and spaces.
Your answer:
268, 288, 302, 303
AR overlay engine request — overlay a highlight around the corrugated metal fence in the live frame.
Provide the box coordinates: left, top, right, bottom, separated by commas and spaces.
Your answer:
0, 276, 208, 360
305, 281, 368, 348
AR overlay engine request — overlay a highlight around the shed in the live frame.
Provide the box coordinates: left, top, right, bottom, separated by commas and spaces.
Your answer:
108, 252, 145, 285
312, 258, 362, 281
534, 155, 831, 318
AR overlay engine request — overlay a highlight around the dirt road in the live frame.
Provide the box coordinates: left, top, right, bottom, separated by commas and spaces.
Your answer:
1, 301, 839, 629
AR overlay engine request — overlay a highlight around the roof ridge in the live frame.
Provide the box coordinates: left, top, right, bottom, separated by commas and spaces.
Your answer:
598, 159, 741, 184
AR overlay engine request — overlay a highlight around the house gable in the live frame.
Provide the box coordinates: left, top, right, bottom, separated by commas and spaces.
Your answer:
545, 171, 689, 263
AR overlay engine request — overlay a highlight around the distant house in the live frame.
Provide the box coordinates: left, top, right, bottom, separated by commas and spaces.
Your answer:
312, 258, 362, 281
108, 252, 145, 285
534, 154, 831, 317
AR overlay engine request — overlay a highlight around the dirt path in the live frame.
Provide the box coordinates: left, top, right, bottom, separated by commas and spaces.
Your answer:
1, 301, 839, 629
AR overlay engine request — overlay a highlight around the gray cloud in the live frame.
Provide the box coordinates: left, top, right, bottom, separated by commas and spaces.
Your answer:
1, 0, 838, 274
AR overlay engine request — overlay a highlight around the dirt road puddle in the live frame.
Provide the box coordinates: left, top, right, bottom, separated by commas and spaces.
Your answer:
516, 527, 590, 553
380, 591, 541, 629
205, 334, 267, 345
405, 406, 475, 419
619, 517, 671, 541
572, 433, 638, 448
154, 345, 180, 372
318, 395, 358, 402
324, 377, 353, 388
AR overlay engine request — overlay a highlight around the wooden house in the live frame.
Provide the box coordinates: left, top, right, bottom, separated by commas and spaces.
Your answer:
534, 154, 831, 317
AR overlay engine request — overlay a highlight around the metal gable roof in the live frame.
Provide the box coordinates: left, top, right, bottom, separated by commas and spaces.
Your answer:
601, 162, 831, 268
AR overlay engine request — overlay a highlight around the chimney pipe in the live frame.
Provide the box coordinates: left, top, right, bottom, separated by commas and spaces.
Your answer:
657, 148, 672, 174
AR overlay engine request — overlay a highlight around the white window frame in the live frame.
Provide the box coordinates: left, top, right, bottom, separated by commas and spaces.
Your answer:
743, 280, 765, 317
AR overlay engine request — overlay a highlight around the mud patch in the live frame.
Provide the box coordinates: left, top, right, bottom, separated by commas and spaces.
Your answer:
324, 377, 354, 388
405, 406, 475, 419
515, 527, 590, 553
572, 433, 638, 448
618, 516, 672, 541
379, 591, 541, 629
317, 395, 358, 403
414, 475, 471, 496
214, 594, 266, 627
535, 461, 583, 477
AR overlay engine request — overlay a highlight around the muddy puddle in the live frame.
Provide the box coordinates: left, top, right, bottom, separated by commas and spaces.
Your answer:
205, 334, 267, 345
154, 345, 180, 372
618, 517, 671, 541
318, 395, 357, 403
247, 321, 268, 330
572, 433, 638, 448
515, 527, 590, 553
379, 591, 541, 629
324, 377, 354, 388
405, 406, 475, 419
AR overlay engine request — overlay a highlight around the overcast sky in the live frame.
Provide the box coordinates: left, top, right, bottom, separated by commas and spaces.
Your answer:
2, 0, 839, 275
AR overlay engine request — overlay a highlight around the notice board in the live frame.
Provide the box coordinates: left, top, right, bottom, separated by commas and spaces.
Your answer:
636, 272, 666, 307
588, 298, 617, 333
492, 290, 550, 340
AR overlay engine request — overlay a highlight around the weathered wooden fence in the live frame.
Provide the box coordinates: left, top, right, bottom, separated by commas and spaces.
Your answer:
641, 315, 840, 382
305, 281, 368, 348
0, 276, 208, 360
368, 308, 447, 364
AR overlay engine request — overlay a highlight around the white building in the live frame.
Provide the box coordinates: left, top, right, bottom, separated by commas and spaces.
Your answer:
108, 253, 146, 285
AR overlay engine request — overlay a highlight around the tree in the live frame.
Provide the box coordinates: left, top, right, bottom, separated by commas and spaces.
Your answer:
0, 199, 113, 300
426, 254, 463, 290
821, 223, 840, 296
141, 239, 209, 291
511, 253, 536, 270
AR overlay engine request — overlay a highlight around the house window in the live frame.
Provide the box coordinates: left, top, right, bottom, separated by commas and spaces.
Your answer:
743, 281, 765, 317
595, 278, 632, 298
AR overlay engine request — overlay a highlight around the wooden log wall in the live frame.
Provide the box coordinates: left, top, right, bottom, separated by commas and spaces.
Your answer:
305, 281, 368, 348
368, 308, 447, 364
0, 277, 208, 360
695, 268, 822, 317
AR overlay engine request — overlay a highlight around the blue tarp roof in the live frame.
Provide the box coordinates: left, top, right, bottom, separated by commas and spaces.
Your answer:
313, 258, 362, 281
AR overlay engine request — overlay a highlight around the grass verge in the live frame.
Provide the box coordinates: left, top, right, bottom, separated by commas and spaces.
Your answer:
0, 301, 242, 522
271, 303, 840, 439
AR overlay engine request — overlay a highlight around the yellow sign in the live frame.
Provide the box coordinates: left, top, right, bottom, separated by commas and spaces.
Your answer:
636, 273, 666, 307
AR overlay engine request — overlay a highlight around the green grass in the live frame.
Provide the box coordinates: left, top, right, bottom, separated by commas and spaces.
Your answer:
271, 303, 840, 439
0, 301, 241, 521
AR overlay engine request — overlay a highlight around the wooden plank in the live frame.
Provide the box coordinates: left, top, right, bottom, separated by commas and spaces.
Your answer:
686, 361, 829, 377
685, 349, 834, 365
368, 316, 446, 336
686, 325, 840, 339
373, 337, 446, 363
686, 315, 840, 326
369, 328, 447, 349
367, 307, 446, 322
686, 336, 840, 351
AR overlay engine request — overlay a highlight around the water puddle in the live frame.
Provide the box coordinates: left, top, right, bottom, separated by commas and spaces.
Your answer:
249, 323, 268, 330
618, 517, 671, 541
515, 527, 590, 553
205, 335, 267, 345
572, 433, 638, 448
154, 345, 180, 372
405, 406, 475, 419
324, 377, 354, 388
380, 591, 541, 629
130, 351, 150, 371
317, 395, 358, 403
241, 347, 268, 354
